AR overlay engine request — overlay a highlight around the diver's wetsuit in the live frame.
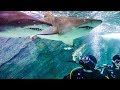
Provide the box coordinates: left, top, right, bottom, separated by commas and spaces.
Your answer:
64, 68, 107, 79
103, 66, 120, 79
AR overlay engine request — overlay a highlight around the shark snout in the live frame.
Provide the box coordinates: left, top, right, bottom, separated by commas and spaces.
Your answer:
90, 19, 102, 23
88, 19, 102, 28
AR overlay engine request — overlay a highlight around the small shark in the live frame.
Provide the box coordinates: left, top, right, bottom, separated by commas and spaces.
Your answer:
31, 12, 102, 46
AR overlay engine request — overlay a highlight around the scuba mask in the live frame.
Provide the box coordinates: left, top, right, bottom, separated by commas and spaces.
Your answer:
79, 55, 97, 70
112, 59, 120, 68
79, 56, 96, 65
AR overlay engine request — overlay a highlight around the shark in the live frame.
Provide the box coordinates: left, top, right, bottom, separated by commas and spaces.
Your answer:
0, 11, 52, 37
0, 11, 102, 46
0, 11, 52, 27
33, 20, 102, 46
31, 11, 102, 46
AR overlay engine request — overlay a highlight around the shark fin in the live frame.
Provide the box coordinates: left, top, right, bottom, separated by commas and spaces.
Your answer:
61, 39, 74, 46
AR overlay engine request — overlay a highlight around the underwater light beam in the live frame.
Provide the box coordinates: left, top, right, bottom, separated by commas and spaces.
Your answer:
101, 33, 120, 39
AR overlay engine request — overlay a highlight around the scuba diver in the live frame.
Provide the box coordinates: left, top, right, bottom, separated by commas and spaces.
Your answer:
102, 55, 120, 79
64, 55, 107, 79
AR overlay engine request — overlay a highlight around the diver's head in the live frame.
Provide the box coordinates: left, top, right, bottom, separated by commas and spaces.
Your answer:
79, 55, 97, 70
112, 55, 120, 68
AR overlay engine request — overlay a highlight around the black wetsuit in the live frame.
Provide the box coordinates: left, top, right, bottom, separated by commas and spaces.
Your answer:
103, 65, 120, 79
64, 68, 107, 79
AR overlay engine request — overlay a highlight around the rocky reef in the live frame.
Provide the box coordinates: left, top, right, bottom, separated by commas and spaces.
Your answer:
0, 37, 79, 79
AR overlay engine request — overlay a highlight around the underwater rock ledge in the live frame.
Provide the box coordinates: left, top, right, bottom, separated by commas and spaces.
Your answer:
0, 37, 78, 79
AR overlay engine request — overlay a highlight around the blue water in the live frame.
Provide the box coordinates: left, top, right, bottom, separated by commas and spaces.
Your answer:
26, 11, 120, 67
0, 11, 120, 79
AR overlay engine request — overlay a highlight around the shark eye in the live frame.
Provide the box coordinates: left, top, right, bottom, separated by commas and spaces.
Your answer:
44, 15, 47, 18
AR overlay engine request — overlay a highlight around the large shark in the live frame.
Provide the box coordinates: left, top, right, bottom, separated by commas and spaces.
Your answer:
0, 11, 102, 46
0, 11, 51, 27
0, 11, 52, 39
32, 18, 102, 46
0, 11, 51, 37
29, 11, 102, 46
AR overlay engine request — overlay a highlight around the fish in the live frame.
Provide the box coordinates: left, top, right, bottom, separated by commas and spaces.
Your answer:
0, 11, 102, 46
33, 12, 102, 46
0, 11, 52, 27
